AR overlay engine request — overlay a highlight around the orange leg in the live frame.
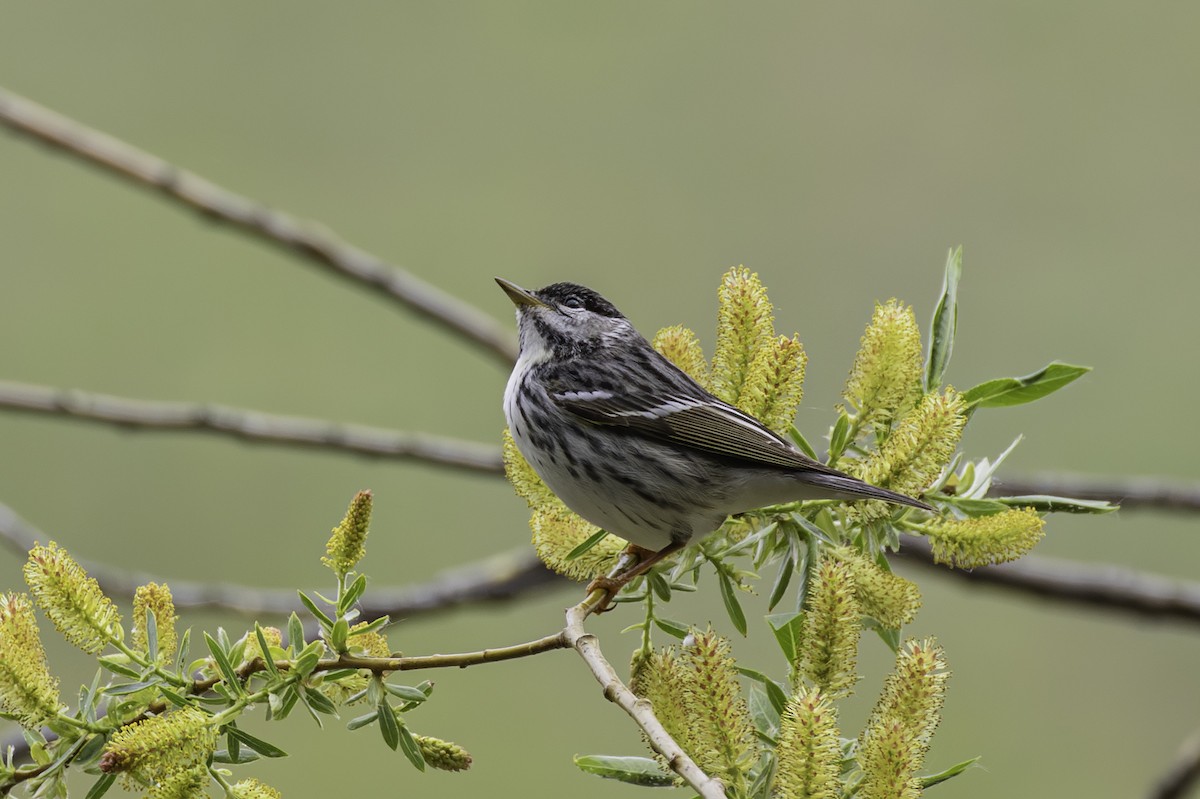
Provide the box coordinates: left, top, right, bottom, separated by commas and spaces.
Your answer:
585, 541, 686, 612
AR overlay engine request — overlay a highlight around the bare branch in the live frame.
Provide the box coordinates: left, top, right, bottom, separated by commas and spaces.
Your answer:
0, 86, 517, 365
896, 535, 1200, 625
989, 473, 1200, 513
565, 590, 726, 798
0, 379, 503, 474
1148, 728, 1200, 799
0, 499, 561, 619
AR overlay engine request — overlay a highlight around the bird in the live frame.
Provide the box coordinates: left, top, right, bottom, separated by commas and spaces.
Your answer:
496, 277, 932, 601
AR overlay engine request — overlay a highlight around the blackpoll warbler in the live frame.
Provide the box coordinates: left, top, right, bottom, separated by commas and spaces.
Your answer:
498, 278, 932, 594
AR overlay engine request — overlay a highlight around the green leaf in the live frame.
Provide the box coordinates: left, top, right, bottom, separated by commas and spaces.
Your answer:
303, 686, 339, 716
269, 686, 299, 721
330, 619, 350, 653
766, 612, 804, 664
828, 412, 851, 461
175, 628, 192, 675
737, 667, 789, 715
937, 497, 1010, 515
226, 725, 288, 758
297, 591, 335, 630
158, 687, 190, 709
385, 683, 431, 704
377, 702, 400, 750
398, 724, 426, 771
74, 734, 108, 767
647, 571, 672, 602
212, 748, 259, 765
339, 573, 368, 615
83, 773, 116, 799
565, 529, 610, 561
962, 361, 1091, 409
787, 424, 819, 460
573, 755, 675, 786
347, 710, 379, 731
255, 625, 279, 677
292, 640, 325, 678
144, 609, 158, 662
286, 612, 306, 651
920, 755, 982, 788
717, 571, 748, 636
347, 615, 390, 639
96, 657, 142, 680
104, 680, 159, 696
995, 495, 1119, 514
653, 617, 690, 639
204, 632, 244, 697
747, 683, 781, 740
925, 246, 962, 392
767, 554, 794, 612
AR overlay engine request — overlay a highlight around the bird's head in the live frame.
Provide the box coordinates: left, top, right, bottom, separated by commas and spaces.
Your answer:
496, 278, 636, 361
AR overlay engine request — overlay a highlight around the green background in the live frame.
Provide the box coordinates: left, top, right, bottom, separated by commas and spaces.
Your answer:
2, 4, 1198, 797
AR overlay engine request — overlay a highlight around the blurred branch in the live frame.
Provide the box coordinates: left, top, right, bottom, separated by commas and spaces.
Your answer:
896, 535, 1200, 625
990, 473, 1200, 513
1148, 728, 1200, 799
7, 376, 1200, 518
0, 379, 503, 474
0, 85, 517, 365
0, 499, 562, 619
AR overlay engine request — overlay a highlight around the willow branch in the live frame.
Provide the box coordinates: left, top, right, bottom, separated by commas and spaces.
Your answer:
0, 379, 502, 474
1148, 728, 1200, 799
0, 86, 516, 365
896, 535, 1200, 625
564, 590, 726, 799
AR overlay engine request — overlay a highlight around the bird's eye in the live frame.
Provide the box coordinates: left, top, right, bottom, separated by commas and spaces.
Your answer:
562, 295, 584, 309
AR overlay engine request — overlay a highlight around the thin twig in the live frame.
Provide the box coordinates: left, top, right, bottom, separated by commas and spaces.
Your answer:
0, 86, 517, 365
896, 536, 1200, 625
1147, 728, 1200, 799
0, 379, 503, 474
564, 590, 726, 798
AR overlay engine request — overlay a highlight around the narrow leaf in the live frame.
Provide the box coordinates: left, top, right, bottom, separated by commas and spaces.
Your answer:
286, 612, 306, 650
717, 572, 748, 636
398, 724, 426, 771
384, 684, 431, 704
653, 617, 690, 639
204, 633, 244, 697
104, 680, 160, 696
920, 755, 982, 788
995, 495, 1118, 514
377, 702, 400, 750
347, 710, 379, 731
767, 555, 794, 612
963, 362, 1091, 409
766, 612, 804, 664
573, 755, 675, 786
339, 574, 368, 614
787, 424, 819, 460
254, 625, 279, 677
828, 412, 851, 462
297, 591, 335, 629
226, 726, 288, 758
83, 773, 116, 799
926, 246, 962, 391
303, 686, 339, 716
565, 529, 610, 561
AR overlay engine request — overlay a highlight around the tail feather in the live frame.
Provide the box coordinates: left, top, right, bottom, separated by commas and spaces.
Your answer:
801, 470, 933, 512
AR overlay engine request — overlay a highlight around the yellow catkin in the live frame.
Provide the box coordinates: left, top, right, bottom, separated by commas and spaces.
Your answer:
797, 560, 861, 698
0, 593, 61, 728
858, 639, 949, 799
773, 686, 842, 799
683, 628, 758, 788
740, 334, 808, 434
24, 541, 123, 654
925, 507, 1045, 568
653, 324, 711, 387
710, 266, 776, 407
132, 582, 178, 663
322, 490, 372, 576
843, 300, 923, 434
828, 547, 922, 629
